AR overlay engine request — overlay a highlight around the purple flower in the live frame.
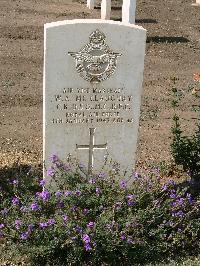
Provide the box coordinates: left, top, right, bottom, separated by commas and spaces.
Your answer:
114, 202, 122, 210
176, 211, 184, 217
0, 224, 5, 229
87, 222, 95, 229
127, 194, 135, 200
12, 197, 20, 206
39, 222, 48, 229
57, 200, 64, 208
177, 198, 184, 206
55, 191, 62, 197
96, 187, 101, 195
12, 179, 19, 185
20, 206, 29, 213
186, 193, 193, 204
127, 236, 134, 244
172, 210, 184, 218
166, 221, 174, 227
127, 194, 135, 206
75, 190, 82, 197
128, 200, 135, 206
71, 205, 77, 212
83, 208, 89, 215
132, 172, 139, 179
1, 208, 8, 216
170, 190, 177, 199
47, 219, 55, 225
82, 234, 90, 244
106, 222, 115, 231
14, 220, 22, 230
84, 243, 92, 251
28, 224, 34, 232
63, 164, 71, 171
50, 154, 59, 163
31, 202, 40, 211
64, 190, 72, 197
35, 192, 40, 198
168, 180, 176, 186
20, 232, 29, 240
162, 184, 168, 192
98, 172, 106, 178
47, 167, 55, 177
39, 179, 45, 187
62, 214, 68, 222
120, 180, 127, 189
89, 178, 96, 184
39, 190, 51, 201
121, 233, 126, 241
75, 225, 82, 233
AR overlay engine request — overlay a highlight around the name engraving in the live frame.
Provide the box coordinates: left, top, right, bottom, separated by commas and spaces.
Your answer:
50, 87, 134, 125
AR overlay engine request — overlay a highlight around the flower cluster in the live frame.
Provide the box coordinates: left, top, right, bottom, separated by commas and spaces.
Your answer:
1, 156, 199, 266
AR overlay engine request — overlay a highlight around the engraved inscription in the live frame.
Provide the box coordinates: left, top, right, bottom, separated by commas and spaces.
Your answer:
50, 86, 134, 126
68, 29, 121, 83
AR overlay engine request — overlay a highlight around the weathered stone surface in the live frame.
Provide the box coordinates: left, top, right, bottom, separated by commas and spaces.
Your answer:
43, 19, 146, 180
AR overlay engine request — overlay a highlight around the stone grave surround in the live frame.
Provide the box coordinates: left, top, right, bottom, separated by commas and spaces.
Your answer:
43, 19, 146, 181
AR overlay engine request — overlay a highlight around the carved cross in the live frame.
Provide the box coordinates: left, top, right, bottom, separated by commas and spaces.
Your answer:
76, 128, 107, 175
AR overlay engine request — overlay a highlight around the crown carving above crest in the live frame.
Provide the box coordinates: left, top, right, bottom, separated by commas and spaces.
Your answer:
89, 29, 106, 45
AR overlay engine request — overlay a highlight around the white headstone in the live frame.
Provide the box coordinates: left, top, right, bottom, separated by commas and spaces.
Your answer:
192, 0, 200, 5
101, 0, 111, 20
87, 0, 95, 9
122, 0, 136, 24
43, 20, 146, 181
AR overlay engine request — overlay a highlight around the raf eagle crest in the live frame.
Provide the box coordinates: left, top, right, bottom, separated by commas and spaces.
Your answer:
68, 29, 122, 83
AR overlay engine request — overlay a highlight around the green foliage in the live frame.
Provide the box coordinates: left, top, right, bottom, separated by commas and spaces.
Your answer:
171, 83, 200, 185
1, 158, 200, 266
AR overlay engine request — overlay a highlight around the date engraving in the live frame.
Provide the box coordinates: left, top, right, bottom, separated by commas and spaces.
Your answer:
50, 86, 134, 126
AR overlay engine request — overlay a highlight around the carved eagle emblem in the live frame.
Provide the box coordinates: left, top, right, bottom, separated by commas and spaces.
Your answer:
68, 29, 122, 83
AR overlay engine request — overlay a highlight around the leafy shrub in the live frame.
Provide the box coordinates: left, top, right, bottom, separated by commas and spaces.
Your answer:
1, 156, 200, 265
171, 75, 200, 190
